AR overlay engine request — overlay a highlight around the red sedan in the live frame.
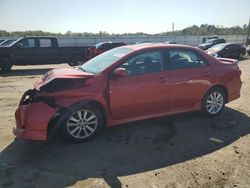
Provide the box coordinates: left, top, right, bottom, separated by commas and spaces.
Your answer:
14, 43, 242, 142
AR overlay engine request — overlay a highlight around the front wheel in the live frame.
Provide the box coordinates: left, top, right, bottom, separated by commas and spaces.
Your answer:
201, 88, 226, 116
62, 105, 103, 142
0, 57, 12, 73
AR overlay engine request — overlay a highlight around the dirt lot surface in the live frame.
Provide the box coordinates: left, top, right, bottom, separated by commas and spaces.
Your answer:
0, 58, 250, 188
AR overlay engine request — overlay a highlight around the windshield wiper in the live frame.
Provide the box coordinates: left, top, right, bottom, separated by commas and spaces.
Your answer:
77, 66, 87, 72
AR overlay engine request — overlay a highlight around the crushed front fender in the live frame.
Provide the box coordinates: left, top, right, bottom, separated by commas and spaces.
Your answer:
14, 102, 56, 141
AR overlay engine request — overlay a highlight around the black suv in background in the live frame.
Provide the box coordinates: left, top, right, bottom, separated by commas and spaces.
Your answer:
198, 38, 226, 50
0, 37, 90, 73
85, 42, 126, 60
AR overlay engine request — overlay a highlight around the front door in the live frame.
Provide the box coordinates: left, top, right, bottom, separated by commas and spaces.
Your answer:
12, 38, 37, 65
109, 49, 170, 119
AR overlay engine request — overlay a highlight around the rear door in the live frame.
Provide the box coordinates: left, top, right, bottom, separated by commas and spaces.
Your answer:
109, 49, 171, 119
168, 48, 214, 110
36, 38, 59, 64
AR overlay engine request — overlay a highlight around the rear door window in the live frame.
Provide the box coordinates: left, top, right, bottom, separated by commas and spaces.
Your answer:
169, 49, 208, 70
39, 39, 52, 47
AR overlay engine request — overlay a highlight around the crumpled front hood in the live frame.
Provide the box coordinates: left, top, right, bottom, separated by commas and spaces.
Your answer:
34, 68, 94, 90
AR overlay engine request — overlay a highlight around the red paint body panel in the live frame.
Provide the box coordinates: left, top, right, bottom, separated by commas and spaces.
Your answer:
14, 44, 242, 141
14, 102, 56, 141
35, 68, 93, 90
109, 71, 170, 119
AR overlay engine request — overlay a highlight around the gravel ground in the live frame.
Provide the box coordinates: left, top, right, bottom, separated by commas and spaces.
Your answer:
0, 58, 250, 188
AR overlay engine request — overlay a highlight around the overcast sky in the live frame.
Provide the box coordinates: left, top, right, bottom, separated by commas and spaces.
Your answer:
0, 0, 249, 34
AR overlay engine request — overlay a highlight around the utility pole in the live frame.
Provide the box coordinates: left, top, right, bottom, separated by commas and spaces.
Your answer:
246, 18, 250, 45
172, 23, 175, 34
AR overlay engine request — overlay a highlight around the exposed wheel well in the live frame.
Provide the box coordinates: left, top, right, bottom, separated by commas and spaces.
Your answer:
88, 100, 107, 126
47, 100, 108, 139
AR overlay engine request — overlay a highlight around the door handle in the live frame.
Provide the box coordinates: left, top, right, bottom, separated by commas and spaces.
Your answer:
203, 71, 211, 76
156, 77, 169, 83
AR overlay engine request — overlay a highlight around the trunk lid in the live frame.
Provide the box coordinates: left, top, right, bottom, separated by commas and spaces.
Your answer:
217, 58, 239, 65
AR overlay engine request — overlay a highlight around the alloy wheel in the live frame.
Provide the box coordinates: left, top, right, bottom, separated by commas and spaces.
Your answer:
205, 91, 224, 114
66, 109, 98, 139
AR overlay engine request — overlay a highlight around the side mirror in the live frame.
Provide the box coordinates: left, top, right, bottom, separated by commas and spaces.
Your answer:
113, 68, 128, 78
15, 43, 23, 48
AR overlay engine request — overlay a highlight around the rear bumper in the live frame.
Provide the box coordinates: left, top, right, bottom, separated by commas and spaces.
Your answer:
14, 102, 56, 141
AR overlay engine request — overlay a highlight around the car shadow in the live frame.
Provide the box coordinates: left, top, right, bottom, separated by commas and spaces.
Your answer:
238, 56, 249, 62
0, 107, 250, 188
0, 68, 52, 77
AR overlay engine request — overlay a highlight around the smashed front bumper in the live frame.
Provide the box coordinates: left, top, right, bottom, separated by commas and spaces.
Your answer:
14, 90, 57, 141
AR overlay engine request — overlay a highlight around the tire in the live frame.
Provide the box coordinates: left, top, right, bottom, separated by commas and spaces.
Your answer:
61, 104, 104, 142
201, 87, 226, 117
238, 52, 244, 59
0, 57, 12, 73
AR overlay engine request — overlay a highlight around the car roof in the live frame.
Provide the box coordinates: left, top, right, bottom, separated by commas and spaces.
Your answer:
120, 43, 198, 51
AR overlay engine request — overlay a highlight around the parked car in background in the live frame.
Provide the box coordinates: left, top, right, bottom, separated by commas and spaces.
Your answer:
136, 41, 152, 44
198, 38, 226, 50
0, 37, 90, 73
164, 41, 176, 44
246, 45, 250, 56
14, 43, 242, 142
0, 39, 5, 44
0, 39, 16, 47
206, 43, 246, 59
86, 42, 126, 60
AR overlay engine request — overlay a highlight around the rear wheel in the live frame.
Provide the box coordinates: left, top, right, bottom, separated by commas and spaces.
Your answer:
239, 52, 244, 59
201, 88, 226, 116
62, 105, 103, 142
0, 57, 12, 73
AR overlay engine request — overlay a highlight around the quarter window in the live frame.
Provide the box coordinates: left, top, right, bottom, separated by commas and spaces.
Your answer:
169, 49, 207, 69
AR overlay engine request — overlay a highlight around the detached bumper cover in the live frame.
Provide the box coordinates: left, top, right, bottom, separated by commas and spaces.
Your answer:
14, 102, 56, 141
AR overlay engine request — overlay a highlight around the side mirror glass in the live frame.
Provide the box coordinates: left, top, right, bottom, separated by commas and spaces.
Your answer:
113, 68, 128, 78
15, 43, 23, 48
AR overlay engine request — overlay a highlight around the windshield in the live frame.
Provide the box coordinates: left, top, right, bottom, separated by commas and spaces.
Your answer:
1, 40, 16, 46
203, 39, 216, 44
209, 44, 227, 51
80, 47, 132, 74
95, 42, 104, 48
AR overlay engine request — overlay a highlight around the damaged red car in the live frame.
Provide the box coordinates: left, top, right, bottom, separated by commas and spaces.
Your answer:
14, 43, 242, 142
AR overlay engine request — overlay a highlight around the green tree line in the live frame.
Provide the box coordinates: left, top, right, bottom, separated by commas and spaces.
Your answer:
0, 24, 249, 37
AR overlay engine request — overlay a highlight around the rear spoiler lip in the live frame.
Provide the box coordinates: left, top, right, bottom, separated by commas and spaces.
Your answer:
216, 57, 239, 64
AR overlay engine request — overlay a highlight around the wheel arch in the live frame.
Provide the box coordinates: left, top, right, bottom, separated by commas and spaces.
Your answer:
0, 55, 13, 64
47, 99, 108, 140
204, 84, 228, 103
